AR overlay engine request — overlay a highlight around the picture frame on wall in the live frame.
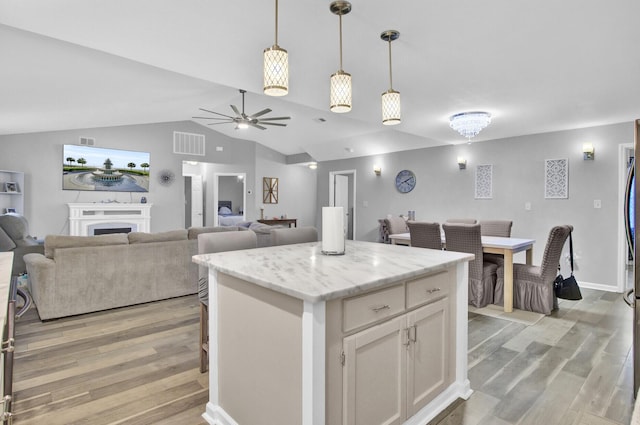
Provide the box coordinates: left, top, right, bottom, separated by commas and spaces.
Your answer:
4, 208, 16, 214
4, 182, 18, 193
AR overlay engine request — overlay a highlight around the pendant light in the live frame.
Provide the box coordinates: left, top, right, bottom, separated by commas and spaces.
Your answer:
329, 1, 352, 113
381, 30, 401, 125
263, 0, 288, 96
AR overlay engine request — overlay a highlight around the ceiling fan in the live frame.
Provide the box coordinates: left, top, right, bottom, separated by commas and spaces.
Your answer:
193, 89, 291, 130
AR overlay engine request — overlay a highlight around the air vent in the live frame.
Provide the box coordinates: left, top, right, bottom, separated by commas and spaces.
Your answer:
79, 137, 95, 146
173, 132, 205, 156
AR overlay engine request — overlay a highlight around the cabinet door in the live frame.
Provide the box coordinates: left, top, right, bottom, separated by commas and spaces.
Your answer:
343, 315, 406, 425
406, 297, 449, 416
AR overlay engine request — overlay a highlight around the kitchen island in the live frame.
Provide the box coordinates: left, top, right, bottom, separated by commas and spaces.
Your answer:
193, 240, 474, 425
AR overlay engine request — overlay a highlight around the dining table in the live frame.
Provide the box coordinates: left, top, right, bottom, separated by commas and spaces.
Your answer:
389, 232, 535, 313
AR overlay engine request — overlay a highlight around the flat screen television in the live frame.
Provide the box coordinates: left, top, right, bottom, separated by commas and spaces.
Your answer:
62, 144, 150, 192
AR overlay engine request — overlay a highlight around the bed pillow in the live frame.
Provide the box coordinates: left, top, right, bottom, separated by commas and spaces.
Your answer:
218, 206, 232, 215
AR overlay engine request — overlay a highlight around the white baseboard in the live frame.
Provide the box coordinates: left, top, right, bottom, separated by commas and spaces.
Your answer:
577, 281, 620, 293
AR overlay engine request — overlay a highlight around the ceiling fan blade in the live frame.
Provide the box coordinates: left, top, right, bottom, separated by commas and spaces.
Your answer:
249, 122, 267, 130
192, 116, 232, 120
258, 116, 291, 121
249, 108, 272, 118
207, 121, 234, 126
259, 122, 288, 127
230, 104, 241, 116
199, 108, 235, 119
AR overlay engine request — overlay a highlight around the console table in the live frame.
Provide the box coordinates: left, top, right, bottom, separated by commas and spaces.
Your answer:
257, 218, 297, 228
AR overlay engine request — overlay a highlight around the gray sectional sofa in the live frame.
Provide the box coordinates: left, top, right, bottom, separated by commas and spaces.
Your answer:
23, 226, 254, 320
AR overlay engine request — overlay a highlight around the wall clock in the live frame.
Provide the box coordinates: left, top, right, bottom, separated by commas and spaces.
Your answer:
395, 169, 416, 193
263, 177, 278, 204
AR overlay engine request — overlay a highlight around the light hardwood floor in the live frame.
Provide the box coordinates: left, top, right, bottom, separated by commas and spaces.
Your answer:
10, 288, 634, 425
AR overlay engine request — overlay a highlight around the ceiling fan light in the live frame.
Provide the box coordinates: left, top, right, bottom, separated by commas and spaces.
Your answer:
237, 121, 249, 129
381, 89, 401, 125
263, 45, 288, 96
330, 70, 352, 113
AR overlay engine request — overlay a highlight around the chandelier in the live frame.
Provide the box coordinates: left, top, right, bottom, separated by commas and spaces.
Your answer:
449, 111, 491, 142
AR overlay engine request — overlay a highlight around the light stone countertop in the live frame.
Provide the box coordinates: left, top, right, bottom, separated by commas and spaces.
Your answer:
193, 240, 474, 303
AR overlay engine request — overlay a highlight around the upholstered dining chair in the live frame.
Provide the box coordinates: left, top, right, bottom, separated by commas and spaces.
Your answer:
407, 221, 442, 250
270, 226, 318, 246
442, 223, 497, 308
479, 220, 513, 266
197, 230, 258, 372
494, 225, 572, 315
446, 218, 478, 224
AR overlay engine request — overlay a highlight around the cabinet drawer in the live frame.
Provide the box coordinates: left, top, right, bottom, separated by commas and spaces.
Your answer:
406, 271, 449, 309
343, 285, 405, 332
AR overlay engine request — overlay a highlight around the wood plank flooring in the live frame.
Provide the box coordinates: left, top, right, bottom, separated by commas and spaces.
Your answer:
9, 288, 635, 425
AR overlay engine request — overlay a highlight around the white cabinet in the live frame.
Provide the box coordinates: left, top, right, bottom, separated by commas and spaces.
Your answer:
0, 171, 24, 215
342, 297, 450, 425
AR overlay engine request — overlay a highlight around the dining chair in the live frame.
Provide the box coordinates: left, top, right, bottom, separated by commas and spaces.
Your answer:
407, 221, 442, 250
270, 226, 318, 246
479, 220, 513, 237
197, 230, 258, 372
494, 225, 572, 315
446, 218, 478, 224
479, 220, 513, 266
442, 223, 497, 308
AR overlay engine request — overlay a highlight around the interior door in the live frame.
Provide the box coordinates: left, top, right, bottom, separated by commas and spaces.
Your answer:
190, 175, 203, 227
334, 175, 350, 239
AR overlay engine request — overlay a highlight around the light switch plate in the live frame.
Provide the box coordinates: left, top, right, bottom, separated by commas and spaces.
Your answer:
594, 199, 601, 208
525, 202, 531, 211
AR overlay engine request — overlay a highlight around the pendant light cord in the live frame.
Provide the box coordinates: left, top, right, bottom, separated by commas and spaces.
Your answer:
339, 14, 343, 71
274, 0, 279, 46
388, 40, 393, 90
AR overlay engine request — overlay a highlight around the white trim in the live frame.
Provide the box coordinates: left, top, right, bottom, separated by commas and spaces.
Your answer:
208, 268, 220, 405
618, 143, 634, 292
328, 169, 357, 241
302, 300, 326, 425
202, 403, 238, 425
578, 280, 621, 293
213, 173, 246, 226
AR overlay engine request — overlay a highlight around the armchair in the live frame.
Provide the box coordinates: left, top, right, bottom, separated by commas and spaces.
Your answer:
0, 213, 43, 275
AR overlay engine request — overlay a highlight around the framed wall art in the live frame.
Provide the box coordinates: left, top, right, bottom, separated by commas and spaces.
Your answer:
475, 164, 493, 199
263, 177, 278, 204
545, 158, 568, 199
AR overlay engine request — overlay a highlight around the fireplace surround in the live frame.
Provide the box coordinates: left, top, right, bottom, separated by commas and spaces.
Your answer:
68, 203, 152, 236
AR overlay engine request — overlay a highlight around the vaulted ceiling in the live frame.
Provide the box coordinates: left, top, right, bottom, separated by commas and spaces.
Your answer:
1, 0, 638, 161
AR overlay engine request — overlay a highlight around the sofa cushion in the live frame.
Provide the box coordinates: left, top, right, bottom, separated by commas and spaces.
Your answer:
249, 222, 274, 234
0, 227, 16, 251
188, 226, 240, 240
128, 229, 188, 244
44, 233, 129, 258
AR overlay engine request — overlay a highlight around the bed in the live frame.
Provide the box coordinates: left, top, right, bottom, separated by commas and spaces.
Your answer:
217, 201, 245, 226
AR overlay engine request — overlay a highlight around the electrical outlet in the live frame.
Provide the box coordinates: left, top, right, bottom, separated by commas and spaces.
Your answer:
525, 202, 531, 211
594, 199, 601, 209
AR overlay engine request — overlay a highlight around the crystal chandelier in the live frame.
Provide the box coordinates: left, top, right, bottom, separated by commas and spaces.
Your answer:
263, 0, 288, 96
449, 111, 492, 142
329, 1, 352, 113
381, 30, 401, 126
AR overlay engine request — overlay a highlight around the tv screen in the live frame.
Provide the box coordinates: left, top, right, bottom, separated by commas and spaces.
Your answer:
63, 145, 150, 192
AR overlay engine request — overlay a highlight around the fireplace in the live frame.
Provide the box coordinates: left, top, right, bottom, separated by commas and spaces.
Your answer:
68, 203, 152, 236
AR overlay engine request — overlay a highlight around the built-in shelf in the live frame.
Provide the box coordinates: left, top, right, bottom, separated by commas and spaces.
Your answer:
0, 170, 24, 214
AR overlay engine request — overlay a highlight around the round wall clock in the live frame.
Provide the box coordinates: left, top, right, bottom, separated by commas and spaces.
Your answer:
395, 169, 416, 193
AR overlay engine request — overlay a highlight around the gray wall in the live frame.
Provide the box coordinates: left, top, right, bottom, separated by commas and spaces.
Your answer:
0, 120, 316, 235
315, 122, 634, 290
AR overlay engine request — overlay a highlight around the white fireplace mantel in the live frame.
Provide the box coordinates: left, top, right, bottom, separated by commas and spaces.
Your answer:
68, 203, 152, 236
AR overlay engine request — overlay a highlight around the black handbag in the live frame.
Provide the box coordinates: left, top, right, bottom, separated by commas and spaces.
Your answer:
554, 230, 582, 300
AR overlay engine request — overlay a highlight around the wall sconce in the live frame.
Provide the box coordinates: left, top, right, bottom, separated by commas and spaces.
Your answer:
373, 165, 382, 176
457, 157, 467, 170
583, 143, 594, 160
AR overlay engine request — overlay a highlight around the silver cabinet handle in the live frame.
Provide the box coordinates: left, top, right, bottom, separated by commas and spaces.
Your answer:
426, 288, 441, 294
371, 304, 390, 312
624, 288, 635, 308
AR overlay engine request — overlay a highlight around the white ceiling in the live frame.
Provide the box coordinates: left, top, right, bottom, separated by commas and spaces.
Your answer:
1, 0, 638, 161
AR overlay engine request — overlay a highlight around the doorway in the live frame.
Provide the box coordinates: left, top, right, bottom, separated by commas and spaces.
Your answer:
213, 173, 246, 226
329, 170, 356, 240
618, 143, 634, 292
